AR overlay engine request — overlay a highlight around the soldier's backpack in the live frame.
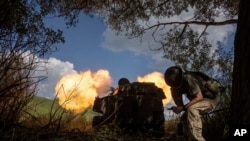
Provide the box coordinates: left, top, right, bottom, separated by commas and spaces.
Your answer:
184, 71, 224, 98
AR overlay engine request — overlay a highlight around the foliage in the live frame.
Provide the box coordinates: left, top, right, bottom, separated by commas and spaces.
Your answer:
39, 0, 239, 37
202, 108, 230, 141
162, 25, 217, 72
0, 0, 67, 131
52, 2, 237, 136
47, 1, 238, 139
0, 0, 65, 56
41, 0, 237, 81
61, 0, 239, 35
0, 0, 242, 140
23, 96, 89, 131
0, 51, 38, 130
0, 96, 94, 140
26, 1, 237, 92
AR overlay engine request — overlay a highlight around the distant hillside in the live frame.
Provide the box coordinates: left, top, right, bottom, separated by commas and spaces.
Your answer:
26, 96, 99, 121
26, 96, 60, 116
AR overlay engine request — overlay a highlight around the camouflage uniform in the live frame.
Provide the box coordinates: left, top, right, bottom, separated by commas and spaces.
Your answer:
171, 73, 221, 141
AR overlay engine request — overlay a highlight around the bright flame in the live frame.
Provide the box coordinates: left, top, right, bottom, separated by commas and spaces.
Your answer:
55, 69, 112, 113
55, 70, 171, 113
137, 71, 172, 106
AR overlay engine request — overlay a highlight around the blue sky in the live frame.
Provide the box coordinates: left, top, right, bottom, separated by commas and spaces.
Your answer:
37, 14, 169, 99
50, 14, 166, 81
37, 12, 236, 100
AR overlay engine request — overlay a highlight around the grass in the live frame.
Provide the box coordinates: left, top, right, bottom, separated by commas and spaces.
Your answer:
22, 96, 103, 132
13, 96, 227, 141
16, 96, 176, 140
25, 96, 97, 120
27, 96, 59, 115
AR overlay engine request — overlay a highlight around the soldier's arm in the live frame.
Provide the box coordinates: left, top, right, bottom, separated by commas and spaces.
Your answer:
183, 74, 204, 109
184, 91, 203, 109
169, 90, 185, 114
171, 89, 184, 107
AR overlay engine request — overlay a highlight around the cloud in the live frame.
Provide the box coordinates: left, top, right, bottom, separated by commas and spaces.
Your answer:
36, 57, 77, 99
101, 7, 236, 70
101, 28, 155, 54
101, 27, 172, 71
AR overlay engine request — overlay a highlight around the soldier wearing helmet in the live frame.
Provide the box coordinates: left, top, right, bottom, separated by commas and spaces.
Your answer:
118, 78, 130, 87
164, 66, 221, 141
112, 78, 131, 95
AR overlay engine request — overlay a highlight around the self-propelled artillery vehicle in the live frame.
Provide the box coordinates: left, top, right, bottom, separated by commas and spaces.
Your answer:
92, 81, 166, 137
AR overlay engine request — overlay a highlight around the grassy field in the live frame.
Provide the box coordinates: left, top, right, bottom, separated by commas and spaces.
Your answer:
17, 96, 225, 140
0, 96, 223, 141
20, 96, 97, 132
18, 96, 177, 140
26, 96, 98, 120
27, 96, 60, 115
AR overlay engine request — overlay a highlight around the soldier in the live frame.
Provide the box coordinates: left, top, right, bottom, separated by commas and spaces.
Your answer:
164, 66, 222, 141
113, 77, 132, 95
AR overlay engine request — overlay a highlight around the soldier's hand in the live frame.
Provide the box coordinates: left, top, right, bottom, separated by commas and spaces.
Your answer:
168, 106, 184, 114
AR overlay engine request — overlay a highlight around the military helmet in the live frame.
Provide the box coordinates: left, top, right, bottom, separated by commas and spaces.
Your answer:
164, 66, 183, 87
118, 78, 130, 86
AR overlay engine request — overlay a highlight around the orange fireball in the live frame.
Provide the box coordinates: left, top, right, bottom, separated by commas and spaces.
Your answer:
55, 69, 112, 113
55, 69, 171, 114
137, 71, 172, 106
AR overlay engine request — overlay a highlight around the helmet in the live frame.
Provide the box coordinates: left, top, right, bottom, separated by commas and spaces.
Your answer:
118, 78, 130, 86
164, 66, 183, 87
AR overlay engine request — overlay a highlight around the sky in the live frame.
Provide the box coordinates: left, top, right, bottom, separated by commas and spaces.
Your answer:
36, 11, 236, 105
37, 14, 172, 99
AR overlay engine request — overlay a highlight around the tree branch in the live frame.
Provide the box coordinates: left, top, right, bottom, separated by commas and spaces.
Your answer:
143, 19, 238, 33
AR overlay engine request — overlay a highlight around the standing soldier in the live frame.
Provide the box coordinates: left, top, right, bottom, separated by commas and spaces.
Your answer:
164, 66, 222, 141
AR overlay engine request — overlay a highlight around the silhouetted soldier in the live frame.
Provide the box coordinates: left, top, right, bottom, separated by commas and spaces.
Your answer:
164, 66, 222, 141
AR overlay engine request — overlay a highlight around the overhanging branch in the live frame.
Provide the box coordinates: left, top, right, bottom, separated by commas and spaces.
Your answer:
143, 19, 238, 32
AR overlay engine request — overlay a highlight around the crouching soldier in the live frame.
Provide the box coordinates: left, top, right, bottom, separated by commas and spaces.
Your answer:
164, 66, 223, 141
